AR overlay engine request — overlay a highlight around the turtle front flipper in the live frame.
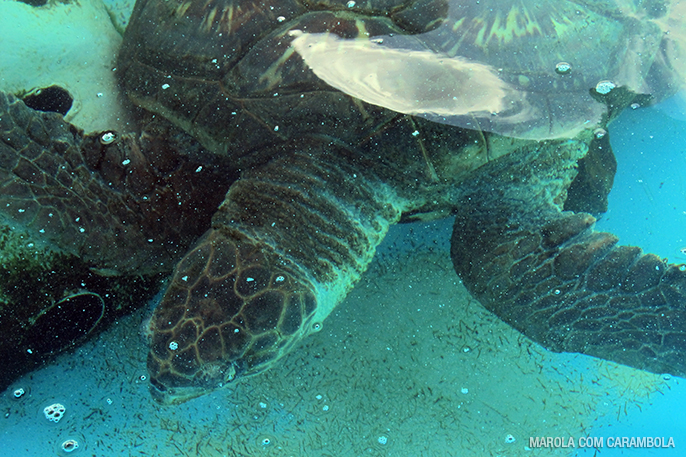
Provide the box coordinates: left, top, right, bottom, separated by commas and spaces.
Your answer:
0, 92, 227, 274
452, 205, 686, 378
146, 144, 405, 404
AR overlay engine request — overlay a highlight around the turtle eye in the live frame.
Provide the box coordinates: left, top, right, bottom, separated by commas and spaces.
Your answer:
100, 131, 117, 145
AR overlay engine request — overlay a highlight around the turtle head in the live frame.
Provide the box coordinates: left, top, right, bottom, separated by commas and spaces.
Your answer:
145, 229, 319, 405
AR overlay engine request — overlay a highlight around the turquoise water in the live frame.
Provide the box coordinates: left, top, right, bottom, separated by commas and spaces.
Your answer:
597, 96, 686, 263
580, 97, 686, 456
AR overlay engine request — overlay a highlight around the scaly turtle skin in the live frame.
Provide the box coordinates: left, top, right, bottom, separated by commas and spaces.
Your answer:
0, 93, 230, 389
0, 0, 684, 404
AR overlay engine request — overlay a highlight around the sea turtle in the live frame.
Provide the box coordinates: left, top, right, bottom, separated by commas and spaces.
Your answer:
1, 0, 685, 404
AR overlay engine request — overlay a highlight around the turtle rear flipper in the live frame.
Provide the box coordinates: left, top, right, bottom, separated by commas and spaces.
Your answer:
0, 92, 226, 274
452, 205, 686, 377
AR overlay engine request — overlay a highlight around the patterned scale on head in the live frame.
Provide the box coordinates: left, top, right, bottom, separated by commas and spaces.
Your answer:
146, 230, 318, 403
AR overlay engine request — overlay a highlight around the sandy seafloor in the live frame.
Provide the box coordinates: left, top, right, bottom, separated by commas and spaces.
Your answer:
0, 98, 685, 455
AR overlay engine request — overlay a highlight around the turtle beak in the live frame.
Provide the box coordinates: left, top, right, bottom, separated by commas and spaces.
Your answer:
148, 379, 208, 405
148, 361, 243, 405
148, 377, 171, 404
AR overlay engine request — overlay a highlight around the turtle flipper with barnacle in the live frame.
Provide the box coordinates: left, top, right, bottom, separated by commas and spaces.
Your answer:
0, 0, 685, 404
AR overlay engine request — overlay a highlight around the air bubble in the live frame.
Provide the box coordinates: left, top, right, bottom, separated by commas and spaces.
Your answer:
555, 62, 571, 75
61, 439, 79, 453
593, 128, 607, 139
595, 80, 615, 95
256, 434, 275, 447
100, 131, 116, 145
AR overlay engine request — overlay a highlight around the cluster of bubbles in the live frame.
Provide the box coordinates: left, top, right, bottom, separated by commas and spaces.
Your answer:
43, 403, 66, 423
553, 61, 622, 101
11, 392, 85, 454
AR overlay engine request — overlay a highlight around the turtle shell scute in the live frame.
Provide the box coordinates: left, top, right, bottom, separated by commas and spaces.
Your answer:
209, 275, 243, 321
153, 285, 189, 330
196, 327, 224, 363
187, 276, 242, 327
172, 320, 200, 352
207, 237, 238, 279
219, 322, 251, 359
621, 254, 665, 293
150, 331, 172, 359
172, 347, 201, 376
175, 241, 213, 281
236, 265, 271, 297
304, 292, 317, 316
279, 295, 303, 335
243, 291, 284, 333
154, 365, 193, 388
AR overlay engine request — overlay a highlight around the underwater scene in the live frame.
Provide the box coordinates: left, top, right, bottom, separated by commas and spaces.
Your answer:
0, 0, 685, 455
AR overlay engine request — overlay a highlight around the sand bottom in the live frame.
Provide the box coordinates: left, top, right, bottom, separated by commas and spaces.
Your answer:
0, 221, 674, 456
